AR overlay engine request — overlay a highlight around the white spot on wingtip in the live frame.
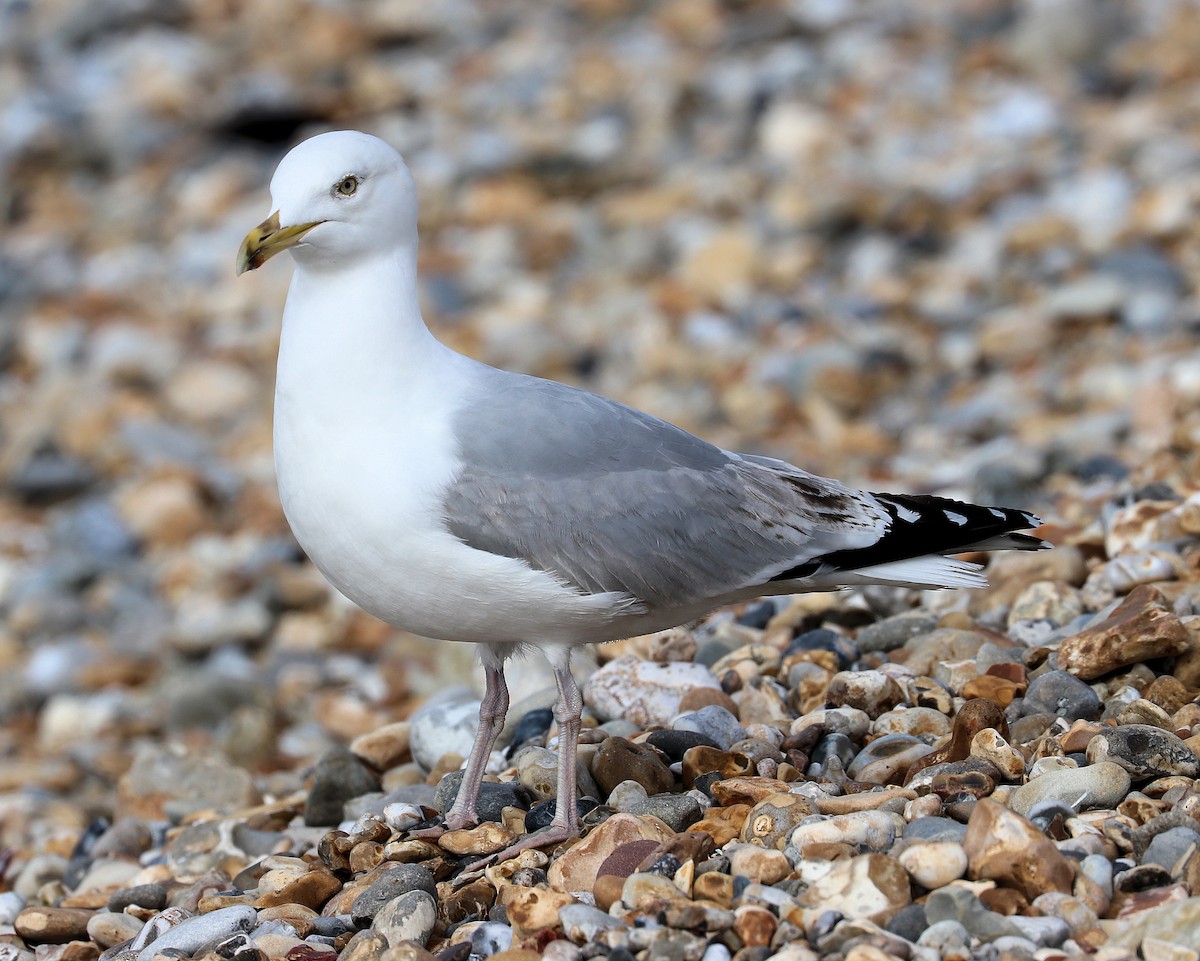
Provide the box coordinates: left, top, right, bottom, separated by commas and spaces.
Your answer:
989, 508, 1007, 520
944, 510, 969, 526
894, 504, 921, 523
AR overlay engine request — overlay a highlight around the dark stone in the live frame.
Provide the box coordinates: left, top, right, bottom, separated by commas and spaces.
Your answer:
592, 736, 674, 796
504, 708, 554, 758
902, 816, 968, 843
524, 796, 598, 833
810, 733, 857, 771
627, 794, 702, 832
644, 729, 719, 762
304, 747, 381, 826
737, 600, 777, 629
108, 882, 168, 913
350, 863, 437, 923
692, 772, 721, 799
884, 903, 929, 942
1090, 724, 1200, 780
786, 628, 859, 669
433, 770, 532, 821
1021, 671, 1102, 721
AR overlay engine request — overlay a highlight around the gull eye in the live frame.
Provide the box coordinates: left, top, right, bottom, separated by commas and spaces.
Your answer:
334, 175, 360, 197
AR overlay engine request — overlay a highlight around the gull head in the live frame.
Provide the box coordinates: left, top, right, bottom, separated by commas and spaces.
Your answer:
237, 130, 418, 275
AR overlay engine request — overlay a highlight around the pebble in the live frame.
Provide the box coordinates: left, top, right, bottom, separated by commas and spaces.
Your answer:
1087, 724, 1200, 780
407, 688, 481, 771
304, 746, 381, 826
372, 891, 437, 948
1008, 760, 1131, 816
584, 655, 721, 727
135, 906, 256, 961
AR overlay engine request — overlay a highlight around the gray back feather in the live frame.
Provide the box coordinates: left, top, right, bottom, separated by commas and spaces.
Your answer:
442, 369, 884, 608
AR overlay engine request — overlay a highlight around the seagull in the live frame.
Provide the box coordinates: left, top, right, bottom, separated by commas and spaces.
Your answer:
237, 130, 1047, 861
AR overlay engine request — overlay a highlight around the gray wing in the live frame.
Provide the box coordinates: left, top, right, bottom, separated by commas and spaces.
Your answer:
440, 368, 887, 608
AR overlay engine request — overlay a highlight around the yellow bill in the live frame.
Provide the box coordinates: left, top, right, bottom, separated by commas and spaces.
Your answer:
236, 211, 323, 275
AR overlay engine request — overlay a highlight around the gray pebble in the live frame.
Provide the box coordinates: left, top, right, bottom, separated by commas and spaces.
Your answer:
136, 906, 256, 961
1008, 761, 1130, 817
855, 611, 938, 653
925, 886, 1020, 942
351, 864, 437, 923
373, 890, 436, 948
1086, 724, 1200, 779
627, 794, 703, 831
903, 816, 968, 843
1021, 670, 1101, 721
672, 705, 746, 750
468, 920, 513, 956
434, 770, 531, 821
559, 903, 628, 941
408, 686, 481, 770
304, 746, 380, 826
0, 892, 26, 925
1143, 826, 1200, 876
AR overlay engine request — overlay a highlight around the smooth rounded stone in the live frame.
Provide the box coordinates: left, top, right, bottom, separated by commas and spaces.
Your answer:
108, 882, 168, 913
901, 629, 989, 677
1008, 761, 1131, 816
793, 707, 872, 742
434, 770, 531, 821
505, 707, 554, 756
847, 733, 932, 784
672, 705, 747, 751
467, 920, 513, 956
592, 736, 674, 797
1007, 914, 1070, 948
87, 911, 145, 950
350, 864, 437, 923
727, 736, 784, 766
374, 891, 436, 948
884, 903, 929, 943
855, 612, 939, 654
559, 903, 628, 942
117, 745, 257, 821
924, 887, 1022, 942
1143, 826, 1200, 876
349, 721, 411, 771
970, 728, 1026, 780
584, 654, 720, 727
902, 816, 967, 843
620, 871, 688, 911
644, 729, 719, 761
608, 780, 650, 811
304, 746, 381, 826
726, 844, 791, 886
548, 812, 677, 895
790, 811, 903, 854
408, 687, 481, 770
135, 906, 257, 961
0, 891, 25, 925
1087, 724, 1200, 779
796, 853, 911, 923
14, 907, 95, 944
871, 707, 951, 743
824, 670, 905, 719
809, 732, 856, 772
1020, 670, 1102, 720
741, 794, 816, 849
627, 794, 702, 832
1007, 580, 1084, 644
962, 799, 1074, 901
897, 841, 968, 889
917, 918, 971, 953
524, 796, 597, 833
515, 746, 558, 801
786, 628, 858, 669
1031, 891, 1099, 936
1059, 585, 1192, 681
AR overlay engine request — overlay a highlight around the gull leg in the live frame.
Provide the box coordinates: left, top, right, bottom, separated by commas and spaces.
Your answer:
458, 647, 583, 872
410, 645, 511, 840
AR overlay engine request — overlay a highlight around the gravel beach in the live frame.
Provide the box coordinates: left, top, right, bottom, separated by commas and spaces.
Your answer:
2, 2, 1200, 960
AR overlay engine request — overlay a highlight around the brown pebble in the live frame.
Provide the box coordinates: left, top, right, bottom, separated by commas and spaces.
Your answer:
740, 793, 816, 848
692, 870, 733, 907
593, 873, 626, 912
592, 736, 674, 796
500, 885, 573, 938
1059, 585, 1191, 681
962, 799, 1074, 901
440, 822, 516, 856
14, 907, 96, 944
733, 904, 777, 946
678, 687, 739, 714
690, 804, 751, 846
440, 877, 496, 926
980, 886, 1028, 916
256, 865, 342, 910
960, 674, 1025, 706
681, 746, 754, 787
906, 698, 1009, 783
710, 776, 792, 806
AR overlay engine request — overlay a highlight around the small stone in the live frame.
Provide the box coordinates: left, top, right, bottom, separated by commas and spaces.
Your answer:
86, 911, 144, 949
619, 871, 687, 912
1008, 761, 1131, 816
116, 745, 257, 821
726, 844, 791, 885
681, 746, 753, 786
962, 799, 1074, 900
897, 841, 968, 889
1060, 586, 1192, 681
349, 722, 411, 771
107, 883, 167, 913
970, 729, 1026, 780
592, 737, 674, 797
255, 865, 342, 910
14, 908, 95, 944
501, 885, 574, 938
1086, 724, 1200, 780
924, 886, 1021, 941
408, 688, 481, 771
672, 705, 747, 751
584, 655, 721, 727
732, 904, 776, 947
440, 822, 517, 856
547, 813, 676, 895
1021, 670, 1102, 720
906, 698, 1009, 782
796, 854, 911, 923
558, 903, 627, 943
350, 864, 437, 923
433, 771, 532, 822
690, 804, 751, 846
849, 733, 933, 784
740, 793, 816, 848
515, 747, 559, 801
627, 795, 702, 832
825, 671, 905, 718
373, 891, 436, 948
305, 747, 381, 826
135, 906, 257, 961
856, 612, 939, 653
644, 729, 720, 761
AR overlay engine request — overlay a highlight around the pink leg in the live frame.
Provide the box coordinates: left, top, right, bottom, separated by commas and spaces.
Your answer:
410, 647, 510, 839
459, 649, 583, 872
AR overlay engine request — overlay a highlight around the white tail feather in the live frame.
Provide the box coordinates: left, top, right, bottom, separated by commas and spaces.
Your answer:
806, 554, 989, 590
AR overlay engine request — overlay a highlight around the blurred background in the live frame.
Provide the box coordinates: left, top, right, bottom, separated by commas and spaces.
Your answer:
1, 0, 1198, 856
